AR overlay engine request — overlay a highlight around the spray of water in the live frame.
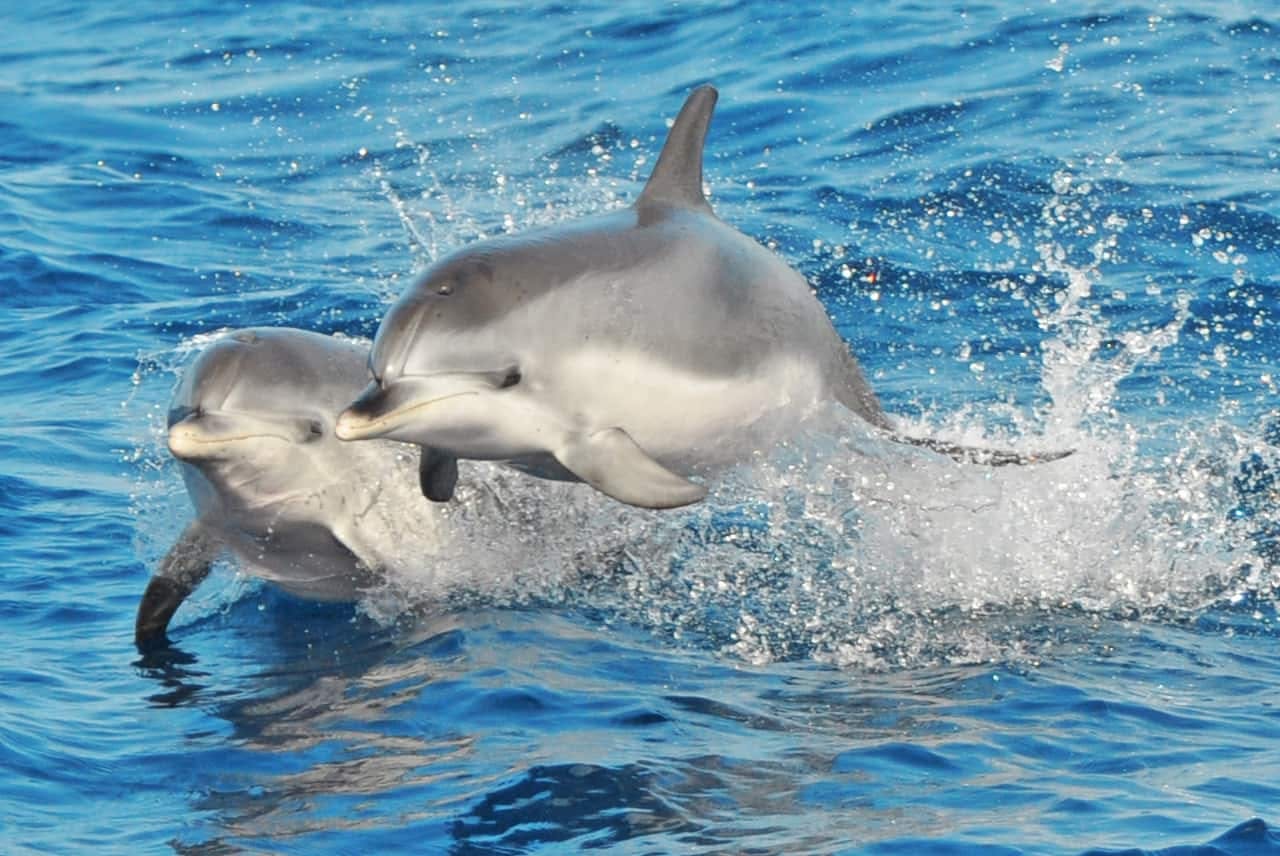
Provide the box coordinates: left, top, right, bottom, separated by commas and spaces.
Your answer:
127, 146, 1277, 671
364, 158, 1275, 670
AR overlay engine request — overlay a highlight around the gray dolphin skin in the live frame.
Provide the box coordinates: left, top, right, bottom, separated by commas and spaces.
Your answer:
136, 328, 403, 647
335, 84, 1069, 509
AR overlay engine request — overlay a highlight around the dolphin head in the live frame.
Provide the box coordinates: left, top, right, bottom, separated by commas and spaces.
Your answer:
166, 397, 325, 464
335, 84, 726, 461
335, 251, 526, 451
167, 330, 336, 461
166, 330, 373, 519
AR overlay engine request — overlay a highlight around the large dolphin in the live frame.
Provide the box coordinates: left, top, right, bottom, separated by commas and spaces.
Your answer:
335, 85, 1067, 509
135, 328, 431, 647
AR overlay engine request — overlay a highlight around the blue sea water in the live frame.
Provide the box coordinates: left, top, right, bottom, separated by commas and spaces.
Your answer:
3, 0, 1279, 852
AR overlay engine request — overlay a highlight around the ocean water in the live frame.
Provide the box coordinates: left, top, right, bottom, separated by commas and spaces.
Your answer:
3, 0, 1279, 852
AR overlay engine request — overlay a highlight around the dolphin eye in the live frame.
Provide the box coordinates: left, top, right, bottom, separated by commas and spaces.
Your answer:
435, 282, 454, 296
307, 420, 324, 438
499, 368, 521, 389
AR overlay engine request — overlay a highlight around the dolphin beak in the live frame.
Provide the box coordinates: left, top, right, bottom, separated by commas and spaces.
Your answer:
336, 370, 515, 442
167, 413, 208, 459
335, 381, 391, 441
168, 412, 317, 458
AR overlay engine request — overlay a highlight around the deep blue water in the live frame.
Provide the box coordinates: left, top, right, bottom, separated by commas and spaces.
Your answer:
3, 0, 1279, 852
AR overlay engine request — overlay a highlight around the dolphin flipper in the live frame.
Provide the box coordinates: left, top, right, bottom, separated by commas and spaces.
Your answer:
135, 522, 220, 648
557, 427, 708, 509
419, 447, 459, 502
893, 434, 1074, 466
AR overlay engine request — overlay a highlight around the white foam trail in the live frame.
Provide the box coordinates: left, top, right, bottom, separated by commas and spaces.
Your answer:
353, 162, 1274, 669
123, 155, 1277, 671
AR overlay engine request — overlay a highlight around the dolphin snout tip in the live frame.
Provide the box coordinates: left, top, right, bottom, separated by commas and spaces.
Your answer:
334, 410, 368, 442
337, 381, 391, 441
166, 425, 197, 458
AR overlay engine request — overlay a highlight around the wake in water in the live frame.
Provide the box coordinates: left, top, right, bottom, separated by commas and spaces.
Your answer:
372, 158, 1278, 669
126, 323, 1278, 672
125, 149, 1278, 672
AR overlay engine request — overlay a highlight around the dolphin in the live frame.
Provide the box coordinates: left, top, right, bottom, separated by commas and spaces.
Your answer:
135, 328, 424, 647
334, 85, 1069, 509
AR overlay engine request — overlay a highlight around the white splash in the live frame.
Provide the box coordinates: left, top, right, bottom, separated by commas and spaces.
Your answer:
124, 149, 1278, 673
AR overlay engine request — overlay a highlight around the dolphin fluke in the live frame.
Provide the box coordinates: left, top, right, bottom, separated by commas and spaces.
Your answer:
134, 522, 219, 648
892, 434, 1075, 467
557, 427, 708, 509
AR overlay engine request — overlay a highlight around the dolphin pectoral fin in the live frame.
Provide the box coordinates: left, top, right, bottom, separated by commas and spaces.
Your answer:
135, 578, 195, 649
419, 447, 459, 502
135, 522, 220, 649
556, 427, 708, 509
894, 435, 1075, 466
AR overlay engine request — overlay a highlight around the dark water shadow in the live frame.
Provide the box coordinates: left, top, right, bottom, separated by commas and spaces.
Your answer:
448, 762, 696, 853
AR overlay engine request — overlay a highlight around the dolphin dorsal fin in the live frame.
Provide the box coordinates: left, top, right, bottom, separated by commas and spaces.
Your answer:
636, 84, 718, 216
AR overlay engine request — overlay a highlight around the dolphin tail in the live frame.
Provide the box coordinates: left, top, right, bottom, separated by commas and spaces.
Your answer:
557, 427, 708, 509
135, 522, 220, 648
892, 434, 1075, 466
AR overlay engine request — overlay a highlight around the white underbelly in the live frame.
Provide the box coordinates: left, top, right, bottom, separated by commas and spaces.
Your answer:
200, 441, 436, 600
217, 521, 371, 600
545, 348, 825, 468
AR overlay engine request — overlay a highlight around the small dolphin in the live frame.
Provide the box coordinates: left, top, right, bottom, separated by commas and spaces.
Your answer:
135, 328, 422, 647
335, 85, 1068, 509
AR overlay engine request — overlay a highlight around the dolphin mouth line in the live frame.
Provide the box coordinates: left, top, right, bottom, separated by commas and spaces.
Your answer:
171, 430, 298, 448
340, 390, 480, 438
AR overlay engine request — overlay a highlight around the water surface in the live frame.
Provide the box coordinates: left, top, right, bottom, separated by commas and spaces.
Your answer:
2, 1, 1278, 852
